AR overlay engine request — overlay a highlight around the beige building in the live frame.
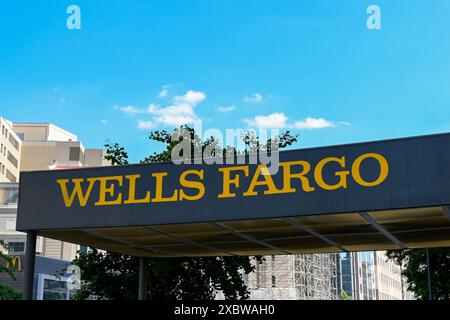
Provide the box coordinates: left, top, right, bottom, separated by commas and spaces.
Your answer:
337, 251, 415, 300
374, 251, 414, 300
243, 254, 338, 300
0, 183, 24, 252
0, 118, 107, 261
246, 255, 296, 299
0, 117, 21, 183
0, 183, 42, 257
241, 251, 415, 300
12, 122, 108, 171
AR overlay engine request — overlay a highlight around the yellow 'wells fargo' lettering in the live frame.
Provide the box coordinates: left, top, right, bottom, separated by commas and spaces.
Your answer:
152, 172, 178, 202
95, 176, 124, 206
179, 170, 205, 201
57, 178, 97, 207
243, 165, 284, 196
314, 157, 349, 191
217, 166, 249, 198
124, 174, 151, 204
57, 152, 389, 207
352, 153, 389, 187
279, 161, 315, 193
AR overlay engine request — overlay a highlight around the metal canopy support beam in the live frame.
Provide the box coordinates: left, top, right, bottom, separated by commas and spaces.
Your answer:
210, 222, 291, 255
426, 248, 433, 300
442, 206, 450, 220
359, 212, 407, 249
283, 217, 347, 252
391, 226, 450, 234
144, 226, 236, 256
83, 230, 183, 257
23, 231, 37, 300
138, 257, 147, 301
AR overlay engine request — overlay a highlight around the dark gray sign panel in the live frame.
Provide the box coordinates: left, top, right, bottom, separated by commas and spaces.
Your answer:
16, 133, 450, 231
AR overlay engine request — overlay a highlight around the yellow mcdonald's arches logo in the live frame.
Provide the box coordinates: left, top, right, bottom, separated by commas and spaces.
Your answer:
6, 256, 22, 272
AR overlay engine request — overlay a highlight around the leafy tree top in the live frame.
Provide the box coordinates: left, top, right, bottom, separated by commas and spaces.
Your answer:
74, 125, 298, 300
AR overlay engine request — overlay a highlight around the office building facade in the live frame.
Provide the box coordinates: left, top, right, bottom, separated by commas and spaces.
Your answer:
0, 117, 21, 183
337, 251, 414, 300
0, 182, 75, 260
244, 254, 338, 300
0, 254, 75, 300
0, 117, 107, 261
242, 251, 414, 300
12, 122, 108, 171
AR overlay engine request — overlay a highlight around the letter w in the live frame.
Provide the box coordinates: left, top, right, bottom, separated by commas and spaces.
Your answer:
57, 178, 97, 207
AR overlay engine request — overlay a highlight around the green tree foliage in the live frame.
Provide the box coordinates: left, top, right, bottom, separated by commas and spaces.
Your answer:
340, 290, 352, 300
386, 248, 450, 300
0, 241, 21, 300
0, 284, 21, 300
0, 240, 14, 278
103, 141, 129, 165
0, 240, 8, 273
73, 126, 298, 300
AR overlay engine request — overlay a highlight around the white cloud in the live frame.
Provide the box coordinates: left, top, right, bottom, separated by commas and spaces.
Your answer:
174, 90, 206, 106
217, 105, 236, 113
293, 117, 335, 129
137, 120, 157, 130
151, 109, 197, 126
114, 105, 146, 115
147, 103, 160, 113
118, 90, 206, 129
146, 90, 205, 126
243, 113, 339, 130
243, 93, 263, 104
243, 112, 288, 129
158, 89, 168, 98
157, 85, 170, 98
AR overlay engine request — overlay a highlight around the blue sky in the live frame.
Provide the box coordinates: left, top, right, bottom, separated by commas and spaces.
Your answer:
1, 1, 450, 162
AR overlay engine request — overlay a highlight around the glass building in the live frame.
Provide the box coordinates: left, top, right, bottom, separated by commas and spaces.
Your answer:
337, 251, 376, 300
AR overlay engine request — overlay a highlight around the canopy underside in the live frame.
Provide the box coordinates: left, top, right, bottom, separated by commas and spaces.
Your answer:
38, 206, 450, 257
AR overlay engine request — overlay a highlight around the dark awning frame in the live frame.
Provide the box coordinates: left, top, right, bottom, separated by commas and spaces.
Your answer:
16, 132, 450, 299
15, 132, 450, 257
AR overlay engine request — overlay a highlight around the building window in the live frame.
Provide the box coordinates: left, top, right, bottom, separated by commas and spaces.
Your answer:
43, 279, 68, 300
69, 147, 81, 161
0, 187, 19, 206
271, 255, 276, 287
7, 151, 18, 168
8, 134, 19, 150
8, 242, 25, 253
37, 274, 76, 300
6, 219, 16, 230
5, 169, 17, 182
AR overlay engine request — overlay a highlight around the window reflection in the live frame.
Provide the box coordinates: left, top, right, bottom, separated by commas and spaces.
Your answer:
0, 183, 19, 206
